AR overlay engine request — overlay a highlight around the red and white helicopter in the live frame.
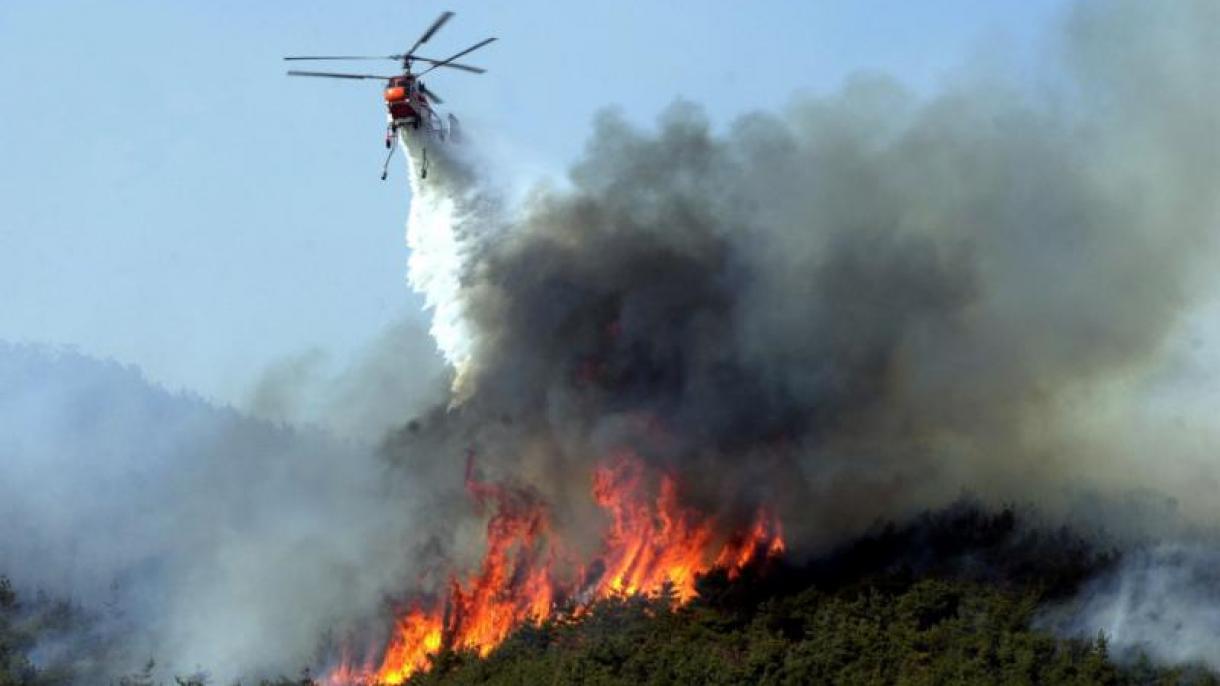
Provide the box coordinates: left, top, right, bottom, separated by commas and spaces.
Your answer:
285, 12, 495, 180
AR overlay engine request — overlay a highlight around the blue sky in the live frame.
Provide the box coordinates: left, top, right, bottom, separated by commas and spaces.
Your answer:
0, 0, 1068, 406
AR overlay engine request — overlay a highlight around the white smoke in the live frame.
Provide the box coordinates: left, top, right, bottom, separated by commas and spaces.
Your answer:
1042, 543, 1220, 671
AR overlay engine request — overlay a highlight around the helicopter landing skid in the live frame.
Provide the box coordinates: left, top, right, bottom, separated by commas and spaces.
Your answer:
380, 137, 395, 181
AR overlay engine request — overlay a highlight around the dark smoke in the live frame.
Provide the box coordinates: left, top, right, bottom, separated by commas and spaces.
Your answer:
394, 0, 1218, 560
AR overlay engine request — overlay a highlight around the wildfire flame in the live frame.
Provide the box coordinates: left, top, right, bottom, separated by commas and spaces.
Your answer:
329, 451, 783, 685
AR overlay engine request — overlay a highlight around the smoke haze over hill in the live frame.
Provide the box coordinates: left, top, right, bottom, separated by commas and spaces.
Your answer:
0, 344, 439, 680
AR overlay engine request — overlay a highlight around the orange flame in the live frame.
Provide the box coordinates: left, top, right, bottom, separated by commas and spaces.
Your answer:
590, 456, 714, 601
373, 608, 443, 684
329, 451, 783, 684
444, 465, 556, 657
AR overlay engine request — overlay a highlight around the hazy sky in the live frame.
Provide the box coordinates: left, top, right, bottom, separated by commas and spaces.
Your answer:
0, 0, 1068, 406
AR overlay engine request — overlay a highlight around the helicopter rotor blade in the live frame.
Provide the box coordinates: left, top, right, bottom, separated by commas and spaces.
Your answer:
405, 11, 454, 59
409, 57, 485, 74
286, 70, 393, 80
284, 54, 482, 72
284, 56, 394, 61
380, 55, 485, 73
419, 37, 496, 75
420, 84, 444, 104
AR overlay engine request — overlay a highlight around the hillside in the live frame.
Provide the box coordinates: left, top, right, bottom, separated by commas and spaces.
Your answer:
404, 507, 1217, 686
2, 474, 1217, 684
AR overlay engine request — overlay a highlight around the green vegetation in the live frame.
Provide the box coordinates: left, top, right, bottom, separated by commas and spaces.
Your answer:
407, 506, 1216, 686
413, 576, 1213, 686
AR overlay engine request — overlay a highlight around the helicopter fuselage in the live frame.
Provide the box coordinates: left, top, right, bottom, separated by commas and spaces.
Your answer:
384, 75, 441, 135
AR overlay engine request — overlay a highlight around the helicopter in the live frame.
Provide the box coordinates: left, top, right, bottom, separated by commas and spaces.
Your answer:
284, 11, 495, 180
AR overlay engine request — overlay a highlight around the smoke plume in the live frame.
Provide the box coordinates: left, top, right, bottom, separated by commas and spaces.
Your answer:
397, 0, 1217, 546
